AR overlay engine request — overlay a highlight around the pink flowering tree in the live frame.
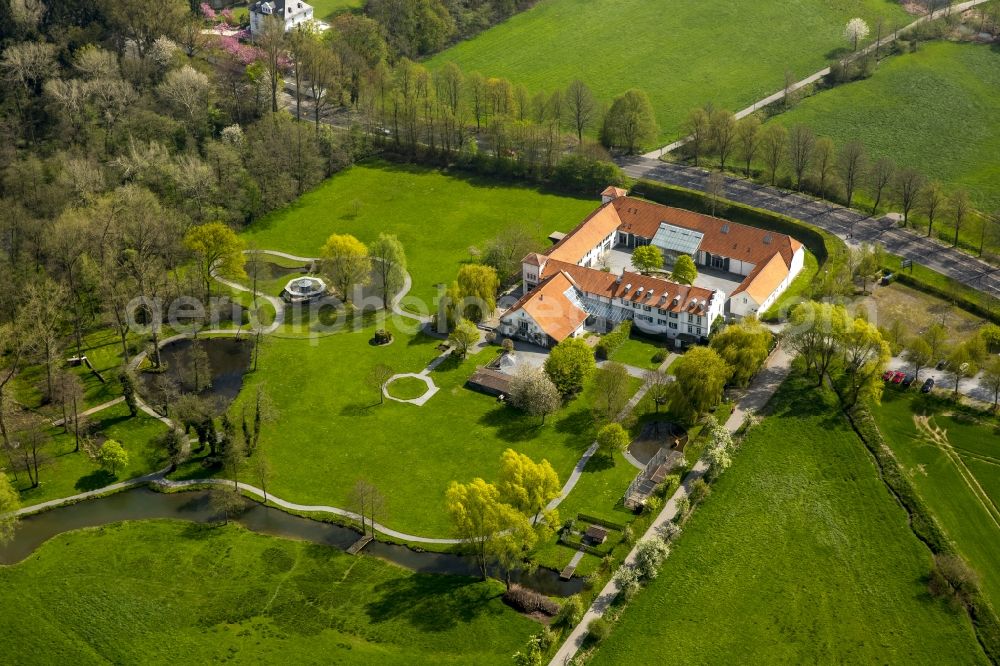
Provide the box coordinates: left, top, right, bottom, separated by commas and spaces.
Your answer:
200, 3, 217, 20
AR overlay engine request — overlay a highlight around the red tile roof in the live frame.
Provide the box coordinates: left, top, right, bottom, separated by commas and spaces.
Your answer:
512, 272, 589, 342
546, 204, 621, 265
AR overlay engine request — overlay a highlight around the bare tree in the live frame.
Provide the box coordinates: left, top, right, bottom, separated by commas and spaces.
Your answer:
813, 137, 836, 199
564, 79, 597, 144
837, 140, 866, 208
709, 109, 737, 171
760, 124, 787, 186
735, 115, 761, 178
706, 171, 726, 217
950, 190, 971, 248
868, 157, 895, 215
683, 107, 711, 166
787, 125, 816, 191
367, 363, 394, 404
348, 478, 386, 537
644, 369, 672, 413
921, 181, 945, 239
893, 168, 925, 227
257, 15, 286, 114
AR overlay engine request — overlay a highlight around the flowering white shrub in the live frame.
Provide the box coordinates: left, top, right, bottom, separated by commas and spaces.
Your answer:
634, 537, 670, 580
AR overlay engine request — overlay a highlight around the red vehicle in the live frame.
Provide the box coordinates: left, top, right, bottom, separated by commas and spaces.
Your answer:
891, 371, 906, 384
882, 370, 895, 381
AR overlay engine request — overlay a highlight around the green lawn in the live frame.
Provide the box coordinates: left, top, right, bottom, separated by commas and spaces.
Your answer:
309, 0, 361, 20
386, 375, 431, 400
609, 336, 666, 370
241, 161, 596, 306
427, 0, 908, 143
588, 376, 986, 664
9, 402, 170, 507
0, 520, 536, 664
768, 41, 1000, 214
173, 320, 634, 537
873, 391, 1000, 610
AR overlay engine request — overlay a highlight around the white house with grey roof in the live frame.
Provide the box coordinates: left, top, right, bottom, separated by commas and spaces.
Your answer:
250, 0, 317, 35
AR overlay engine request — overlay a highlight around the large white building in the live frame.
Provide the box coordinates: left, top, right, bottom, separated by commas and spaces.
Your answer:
498, 187, 805, 348
250, 0, 316, 35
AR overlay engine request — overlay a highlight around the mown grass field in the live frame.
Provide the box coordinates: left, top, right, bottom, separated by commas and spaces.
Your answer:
588, 376, 986, 664
427, 0, 909, 142
241, 161, 596, 306
0, 520, 536, 664
171, 320, 639, 536
310, 0, 361, 20
873, 390, 1000, 610
768, 41, 1000, 213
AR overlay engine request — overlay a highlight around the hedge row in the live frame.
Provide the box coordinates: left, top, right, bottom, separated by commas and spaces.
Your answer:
576, 513, 627, 532
846, 405, 1000, 661
887, 269, 1000, 326
629, 179, 843, 267
595, 321, 632, 360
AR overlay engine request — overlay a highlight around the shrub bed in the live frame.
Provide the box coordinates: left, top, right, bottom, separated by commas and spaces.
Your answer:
503, 584, 560, 616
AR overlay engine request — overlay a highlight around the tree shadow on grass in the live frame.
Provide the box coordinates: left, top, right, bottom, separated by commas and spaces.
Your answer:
340, 401, 379, 417
583, 452, 615, 473
364, 573, 502, 633
74, 469, 116, 492
478, 406, 546, 442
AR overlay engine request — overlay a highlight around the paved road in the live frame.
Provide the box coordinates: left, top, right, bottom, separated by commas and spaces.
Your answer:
619, 157, 1000, 301
549, 346, 793, 665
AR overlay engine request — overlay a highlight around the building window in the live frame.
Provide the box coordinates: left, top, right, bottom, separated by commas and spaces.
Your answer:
669, 322, 678, 330
658, 308, 666, 315
518, 321, 528, 335
643, 305, 651, 312
669, 312, 678, 319
696, 327, 702, 336
687, 325, 693, 333
657, 318, 666, 325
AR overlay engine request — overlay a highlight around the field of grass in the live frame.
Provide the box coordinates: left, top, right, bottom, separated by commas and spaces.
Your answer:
871, 280, 986, 347
171, 320, 637, 536
609, 336, 666, 370
588, 376, 986, 664
873, 390, 1000, 610
309, 0, 361, 20
427, 0, 908, 143
8, 402, 170, 507
241, 161, 596, 306
768, 41, 1000, 214
386, 375, 431, 400
0, 520, 536, 664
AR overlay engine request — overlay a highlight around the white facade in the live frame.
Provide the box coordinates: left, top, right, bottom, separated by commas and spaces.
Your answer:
729, 246, 806, 318
250, 0, 315, 35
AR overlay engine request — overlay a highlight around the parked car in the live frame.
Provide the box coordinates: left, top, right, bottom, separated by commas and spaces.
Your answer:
936, 359, 948, 370
921, 378, 935, 393
881, 272, 895, 286
891, 371, 906, 384
882, 370, 895, 381
901, 374, 916, 388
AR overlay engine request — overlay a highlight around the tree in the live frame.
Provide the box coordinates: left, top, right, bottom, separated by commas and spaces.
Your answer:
256, 15, 286, 113
451, 264, 499, 323
893, 168, 925, 227
544, 338, 597, 396
564, 80, 597, 143
851, 242, 883, 293
980, 356, 1000, 410
367, 363, 394, 405
600, 89, 658, 154
787, 125, 815, 191
735, 115, 761, 177
837, 140, 866, 209
55, 371, 86, 453
184, 222, 246, 301
926, 323, 949, 361
813, 137, 836, 199
98, 439, 129, 477
157, 65, 211, 133
759, 124, 787, 185
839, 316, 891, 407
209, 486, 245, 525
592, 361, 632, 423
445, 477, 532, 579
0, 473, 19, 545
946, 344, 978, 395
903, 337, 933, 380
844, 17, 870, 50
705, 171, 726, 218
950, 190, 971, 248
670, 347, 730, 419
482, 224, 540, 281
670, 255, 698, 285
786, 301, 850, 384
497, 449, 561, 523
449, 319, 479, 358
683, 107, 711, 167
921, 181, 946, 238
709, 109, 737, 171
868, 158, 895, 214
368, 234, 407, 309
644, 369, 672, 413
508, 366, 562, 424
19, 279, 66, 402
348, 478, 386, 536
596, 422, 630, 454
631, 245, 663, 273
322, 233, 371, 302
710, 319, 772, 387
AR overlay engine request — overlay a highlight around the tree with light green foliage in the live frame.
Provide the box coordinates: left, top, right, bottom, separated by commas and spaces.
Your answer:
183, 221, 246, 301
544, 337, 596, 396
631, 245, 663, 273
710, 318, 772, 387
448, 318, 479, 358
597, 422, 630, 454
321, 233, 370, 302
903, 337, 933, 380
670, 347, 730, 419
981, 356, 1000, 409
600, 88, 659, 154
445, 477, 533, 580
447, 264, 499, 324
497, 448, 560, 524
0, 473, 19, 545
368, 233, 407, 309
670, 254, 698, 285
98, 439, 128, 477
508, 366, 561, 424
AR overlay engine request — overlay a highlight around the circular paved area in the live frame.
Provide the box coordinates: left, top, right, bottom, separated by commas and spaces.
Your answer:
383, 373, 438, 406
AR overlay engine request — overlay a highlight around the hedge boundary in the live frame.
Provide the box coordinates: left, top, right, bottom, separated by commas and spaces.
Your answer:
576, 513, 627, 532
595, 321, 632, 360
886, 268, 1000, 326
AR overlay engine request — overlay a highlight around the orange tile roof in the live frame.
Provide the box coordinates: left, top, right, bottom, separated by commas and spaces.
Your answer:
546, 204, 621, 265
523, 252, 545, 267
601, 186, 628, 198
611, 198, 802, 267
731, 252, 789, 304
516, 272, 589, 342
541, 259, 715, 315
